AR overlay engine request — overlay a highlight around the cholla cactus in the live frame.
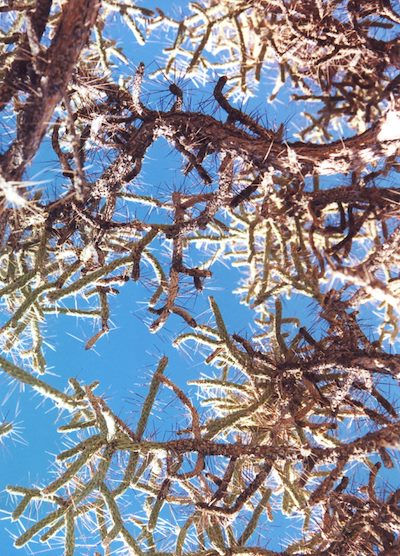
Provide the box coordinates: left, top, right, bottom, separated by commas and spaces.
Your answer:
156, 0, 400, 134
0, 0, 400, 554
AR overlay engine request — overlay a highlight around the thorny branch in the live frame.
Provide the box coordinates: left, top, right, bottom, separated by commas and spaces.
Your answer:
0, 0, 399, 554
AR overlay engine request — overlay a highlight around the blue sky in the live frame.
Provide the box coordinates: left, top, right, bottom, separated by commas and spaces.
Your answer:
0, 5, 262, 552
1, 2, 399, 555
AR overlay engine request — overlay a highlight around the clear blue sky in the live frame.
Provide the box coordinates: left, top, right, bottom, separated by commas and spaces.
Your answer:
1, 2, 399, 555
0, 4, 262, 553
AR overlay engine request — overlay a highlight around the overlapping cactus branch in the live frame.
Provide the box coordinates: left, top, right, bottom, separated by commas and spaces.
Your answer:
1, 1, 400, 554
157, 0, 400, 134
1, 60, 400, 366
5, 300, 400, 554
